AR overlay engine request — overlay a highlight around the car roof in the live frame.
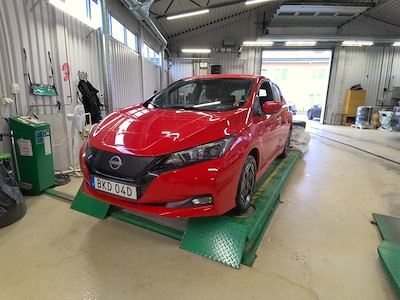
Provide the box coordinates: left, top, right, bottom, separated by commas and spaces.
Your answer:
181, 74, 266, 81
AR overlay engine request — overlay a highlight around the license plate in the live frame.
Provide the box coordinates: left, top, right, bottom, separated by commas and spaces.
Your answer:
91, 176, 137, 200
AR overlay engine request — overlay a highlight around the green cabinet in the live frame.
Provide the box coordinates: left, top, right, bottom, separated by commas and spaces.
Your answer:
10, 117, 55, 195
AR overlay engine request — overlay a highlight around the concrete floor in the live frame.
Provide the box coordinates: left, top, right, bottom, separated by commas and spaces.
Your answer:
0, 117, 399, 299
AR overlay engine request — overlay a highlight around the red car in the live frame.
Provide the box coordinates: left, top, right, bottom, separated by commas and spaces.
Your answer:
79, 74, 292, 218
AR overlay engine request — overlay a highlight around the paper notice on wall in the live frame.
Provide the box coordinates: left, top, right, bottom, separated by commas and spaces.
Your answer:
17, 139, 33, 156
44, 136, 52, 155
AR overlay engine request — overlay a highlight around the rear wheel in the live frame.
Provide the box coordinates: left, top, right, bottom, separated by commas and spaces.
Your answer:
307, 110, 313, 120
233, 155, 256, 215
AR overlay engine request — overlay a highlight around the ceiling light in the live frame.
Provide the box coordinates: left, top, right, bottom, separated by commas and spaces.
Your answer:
242, 41, 274, 46
393, 42, 400, 46
285, 41, 316, 47
167, 9, 209, 20
342, 40, 373, 47
245, 0, 271, 5
181, 49, 211, 54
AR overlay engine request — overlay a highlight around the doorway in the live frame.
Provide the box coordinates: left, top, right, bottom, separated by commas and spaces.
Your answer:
261, 49, 333, 124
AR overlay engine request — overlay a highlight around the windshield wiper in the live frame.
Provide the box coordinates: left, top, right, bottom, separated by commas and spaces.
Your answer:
165, 105, 201, 110
148, 102, 161, 108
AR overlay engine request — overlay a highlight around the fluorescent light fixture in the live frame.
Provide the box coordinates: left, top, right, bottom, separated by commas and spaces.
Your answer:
285, 41, 316, 47
242, 41, 274, 46
393, 42, 400, 46
167, 9, 209, 20
181, 49, 211, 53
245, 0, 271, 5
48, 0, 100, 29
342, 40, 373, 47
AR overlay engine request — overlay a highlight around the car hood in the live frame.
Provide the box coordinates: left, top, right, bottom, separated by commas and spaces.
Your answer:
90, 105, 248, 156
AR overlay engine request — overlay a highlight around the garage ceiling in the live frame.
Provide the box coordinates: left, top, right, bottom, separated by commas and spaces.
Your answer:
145, 0, 400, 39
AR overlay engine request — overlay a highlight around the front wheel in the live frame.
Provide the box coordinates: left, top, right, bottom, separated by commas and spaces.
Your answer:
307, 110, 313, 120
233, 155, 257, 215
280, 128, 292, 158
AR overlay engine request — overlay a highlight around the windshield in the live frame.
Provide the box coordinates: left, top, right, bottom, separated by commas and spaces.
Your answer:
145, 78, 254, 111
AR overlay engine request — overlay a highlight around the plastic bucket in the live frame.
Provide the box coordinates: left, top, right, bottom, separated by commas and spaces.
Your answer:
379, 111, 393, 130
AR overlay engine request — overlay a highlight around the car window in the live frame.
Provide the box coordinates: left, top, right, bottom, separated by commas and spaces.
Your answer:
253, 96, 262, 116
257, 81, 274, 106
168, 83, 196, 105
147, 78, 254, 112
271, 84, 281, 102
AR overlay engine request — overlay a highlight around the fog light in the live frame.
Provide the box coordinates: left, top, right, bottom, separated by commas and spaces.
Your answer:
166, 195, 213, 208
192, 196, 213, 205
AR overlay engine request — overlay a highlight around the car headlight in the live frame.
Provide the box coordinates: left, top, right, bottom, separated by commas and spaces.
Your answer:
164, 136, 236, 166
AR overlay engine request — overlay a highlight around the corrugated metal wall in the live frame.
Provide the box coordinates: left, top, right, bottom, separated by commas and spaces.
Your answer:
338, 15, 400, 36
168, 49, 261, 82
326, 45, 400, 124
143, 60, 161, 100
111, 40, 142, 109
168, 11, 257, 52
108, 0, 164, 105
169, 60, 193, 82
108, 0, 163, 52
0, 0, 103, 170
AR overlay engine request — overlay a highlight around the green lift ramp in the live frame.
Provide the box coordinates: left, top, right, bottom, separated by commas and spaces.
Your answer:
71, 150, 301, 268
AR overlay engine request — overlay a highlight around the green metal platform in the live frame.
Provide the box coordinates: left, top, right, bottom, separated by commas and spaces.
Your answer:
377, 241, 400, 297
71, 150, 300, 268
373, 213, 400, 297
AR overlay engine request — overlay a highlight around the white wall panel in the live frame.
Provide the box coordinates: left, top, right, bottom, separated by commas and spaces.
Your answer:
169, 60, 193, 82
111, 40, 142, 109
0, 0, 103, 171
339, 16, 400, 36
168, 11, 257, 53
142, 60, 160, 100
326, 45, 400, 124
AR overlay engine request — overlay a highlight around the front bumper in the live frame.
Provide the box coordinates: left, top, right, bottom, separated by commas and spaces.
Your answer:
80, 155, 243, 218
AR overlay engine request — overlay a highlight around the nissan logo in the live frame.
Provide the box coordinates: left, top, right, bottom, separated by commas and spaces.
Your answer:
109, 155, 122, 170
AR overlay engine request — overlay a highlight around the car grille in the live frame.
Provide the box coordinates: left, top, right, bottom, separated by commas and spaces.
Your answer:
86, 147, 165, 183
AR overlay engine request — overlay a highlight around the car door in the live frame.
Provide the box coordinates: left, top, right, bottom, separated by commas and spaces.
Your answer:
270, 83, 290, 148
252, 80, 280, 167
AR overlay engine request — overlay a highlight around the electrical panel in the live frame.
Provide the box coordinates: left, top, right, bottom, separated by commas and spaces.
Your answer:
10, 83, 20, 94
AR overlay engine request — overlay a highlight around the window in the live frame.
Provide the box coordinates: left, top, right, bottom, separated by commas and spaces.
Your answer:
109, 15, 138, 53
126, 30, 138, 52
142, 43, 160, 66
271, 84, 281, 102
88, 0, 101, 27
148, 78, 253, 111
257, 81, 273, 105
110, 16, 125, 44
49, 0, 102, 29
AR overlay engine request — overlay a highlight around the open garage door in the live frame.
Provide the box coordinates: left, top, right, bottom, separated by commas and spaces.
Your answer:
261, 50, 332, 124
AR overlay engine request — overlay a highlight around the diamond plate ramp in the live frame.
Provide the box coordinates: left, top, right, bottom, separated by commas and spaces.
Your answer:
378, 241, 400, 297
180, 217, 249, 269
70, 187, 111, 219
373, 213, 400, 243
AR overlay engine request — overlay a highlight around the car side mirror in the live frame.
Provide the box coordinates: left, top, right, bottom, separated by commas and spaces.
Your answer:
262, 102, 282, 114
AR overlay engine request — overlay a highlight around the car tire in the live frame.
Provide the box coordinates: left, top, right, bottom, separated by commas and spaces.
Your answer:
293, 120, 306, 128
279, 128, 292, 158
307, 110, 313, 120
233, 155, 257, 215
